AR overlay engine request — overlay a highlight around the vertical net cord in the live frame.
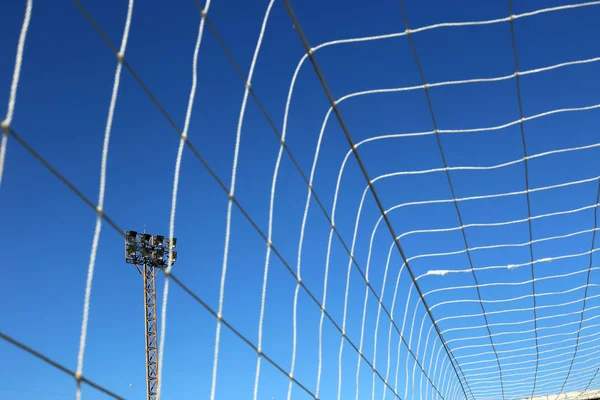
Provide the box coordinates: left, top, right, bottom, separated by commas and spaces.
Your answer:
407, 290, 430, 399
281, 59, 338, 400
210, 1, 272, 398
0, 0, 32, 189
394, 0, 508, 397
367, 230, 399, 400
356, 200, 374, 400
280, 1, 472, 398
511, 4, 600, 398
555, 176, 600, 398
155, 1, 212, 398
573, 368, 600, 399
339, 174, 375, 400
331, 177, 445, 399
505, 2, 541, 397
247, 2, 283, 400
428, 326, 452, 399
413, 300, 438, 398
75, 1, 134, 399
403, 284, 429, 400
383, 264, 405, 400
313, 122, 336, 400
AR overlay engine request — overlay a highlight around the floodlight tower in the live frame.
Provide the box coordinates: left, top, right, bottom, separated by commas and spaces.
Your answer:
125, 231, 177, 400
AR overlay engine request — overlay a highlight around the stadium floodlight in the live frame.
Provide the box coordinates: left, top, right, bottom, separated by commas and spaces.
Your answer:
155, 248, 164, 258
166, 237, 177, 248
141, 233, 151, 244
171, 251, 177, 262
140, 247, 151, 258
155, 235, 165, 245
127, 244, 137, 257
126, 230, 137, 243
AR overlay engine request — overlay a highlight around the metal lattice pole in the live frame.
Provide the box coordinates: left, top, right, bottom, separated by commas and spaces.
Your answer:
143, 260, 159, 399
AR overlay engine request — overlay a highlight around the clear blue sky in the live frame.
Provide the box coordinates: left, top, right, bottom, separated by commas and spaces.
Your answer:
2, 0, 600, 399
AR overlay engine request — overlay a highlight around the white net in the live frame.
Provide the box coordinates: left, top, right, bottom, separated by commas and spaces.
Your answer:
2, 0, 600, 399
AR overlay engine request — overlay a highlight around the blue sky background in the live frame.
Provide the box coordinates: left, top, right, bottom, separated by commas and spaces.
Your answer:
2, 0, 600, 399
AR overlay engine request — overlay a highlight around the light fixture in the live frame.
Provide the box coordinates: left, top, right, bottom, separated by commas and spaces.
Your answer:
155, 235, 164, 245
141, 233, 151, 244
126, 231, 137, 243
141, 247, 151, 258
127, 244, 137, 256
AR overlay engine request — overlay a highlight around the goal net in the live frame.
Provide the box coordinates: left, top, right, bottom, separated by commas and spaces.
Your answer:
2, 1, 600, 399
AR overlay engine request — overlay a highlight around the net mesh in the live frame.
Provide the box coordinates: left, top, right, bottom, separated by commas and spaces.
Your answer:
2, 1, 600, 399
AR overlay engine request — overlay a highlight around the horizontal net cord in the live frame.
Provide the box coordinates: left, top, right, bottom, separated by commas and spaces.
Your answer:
451, 320, 600, 354
460, 347, 600, 381
471, 367, 597, 393
431, 280, 600, 313
408, 229, 600, 282
334, 101, 600, 158
424, 247, 600, 278
427, 337, 600, 396
461, 342, 600, 374
469, 366, 599, 394
326, 104, 600, 226
400, 203, 600, 241
457, 329, 600, 367
472, 373, 596, 398
301, 1, 600, 56
380, 174, 599, 214
427, 265, 600, 301
333, 56, 600, 107
413, 312, 600, 394
436, 291, 600, 325
441, 301, 600, 343
466, 350, 600, 382
436, 307, 600, 358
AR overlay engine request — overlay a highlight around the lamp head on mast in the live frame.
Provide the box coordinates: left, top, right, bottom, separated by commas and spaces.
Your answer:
124, 230, 178, 268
